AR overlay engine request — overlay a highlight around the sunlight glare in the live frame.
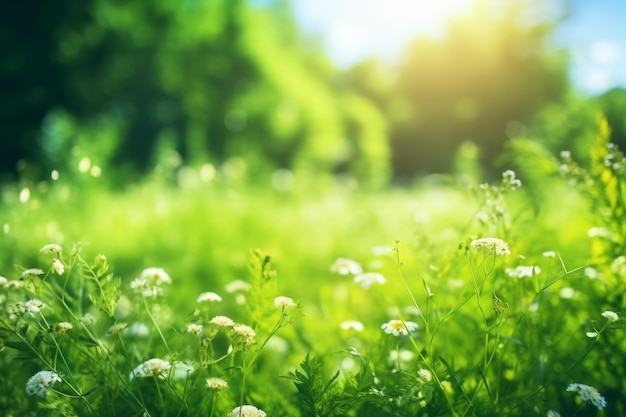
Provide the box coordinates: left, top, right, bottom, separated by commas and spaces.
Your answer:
293, 0, 476, 66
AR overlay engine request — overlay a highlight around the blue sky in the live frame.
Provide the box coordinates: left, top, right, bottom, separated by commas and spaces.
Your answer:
287, 0, 626, 96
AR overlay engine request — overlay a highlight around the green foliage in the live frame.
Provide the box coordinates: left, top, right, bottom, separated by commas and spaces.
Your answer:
2, 112, 626, 415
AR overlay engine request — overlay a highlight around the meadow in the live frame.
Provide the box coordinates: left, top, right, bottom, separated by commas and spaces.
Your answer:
1, 131, 625, 417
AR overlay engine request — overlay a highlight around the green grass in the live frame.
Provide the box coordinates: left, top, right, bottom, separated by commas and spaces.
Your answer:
0, 148, 624, 416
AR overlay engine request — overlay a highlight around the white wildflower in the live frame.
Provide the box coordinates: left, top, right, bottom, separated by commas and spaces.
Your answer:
20, 268, 44, 279
139, 267, 171, 285
52, 259, 64, 275
566, 383, 606, 410
418, 369, 433, 382
26, 370, 62, 397
542, 251, 556, 258
469, 238, 510, 256
339, 320, 364, 332
330, 258, 363, 275
126, 322, 150, 337
130, 268, 171, 297
232, 324, 256, 346
354, 272, 386, 289
197, 292, 222, 303
129, 358, 171, 380
502, 170, 522, 189
4, 279, 22, 289
601, 310, 618, 322
210, 315, 235, 327
381, 319, 418, 336
39, 244, 62, 255
225, 279, 251, 293
81, 313, 96, 325
57, 322, 73, 334
227, 405, 266, 417
371, 245, 394, 256
506, 265, 541, 279
205, 377, 228, 391
546, 411, 561, 417
24, 299, 45, 316
186, 323, 203, 336
274, 296, 296, 308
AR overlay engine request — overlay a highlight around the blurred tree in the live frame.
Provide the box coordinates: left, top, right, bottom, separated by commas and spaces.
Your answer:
346, 0, 570, 180
1, 0, 390, 187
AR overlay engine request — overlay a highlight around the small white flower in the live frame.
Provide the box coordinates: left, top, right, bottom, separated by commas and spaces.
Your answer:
0, 275, 7, 286
39, 244, 62, 255
469, 238, 510, 256
24, 299, 45, 316
232, 324, 256, 346
81, 313, 96, 325
129, 358, 171, 380
52, 259, 64, 275
210, 315, 235, 327
559, 287, 575, 299
354, 272, 386, 289
546, 410, 562, 417
371, 245, 394, 256
587, 227, 613, 239
502, 170, 522, 189
227, 405, 266, 417
126, 322, 150, 337
586, 331, 598, 338
26, 370, 61, 397
205, 377, 228, 391
20, 268, 44, 279
274, 296, 296, 308
339, 320, 364, 332
506, 265, 541, 279
418, 369, 432, 382
139, 267, 171, 285
186, 323, 203, 336
601, 310, 618, 322
330, 258, 363, 275
4, 279, 22, 289
566, 383, 606, 410
389, 349, 415, 365
225, 279, 251, 293
381, 319, 418, 336
197, 292, 222, 303
542, 251, 556, 258
57, 322, 73, 334
130, 277, 163, 298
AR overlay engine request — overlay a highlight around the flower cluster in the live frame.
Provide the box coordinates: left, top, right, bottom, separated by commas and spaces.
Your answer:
330, 258, 363, 275
601, 310, 619, 322
186, 323, 203, 336
354, 272, 386, 289
205, 377, 228, 391
129, 358, 171, 380
26, 370, 61, 397
130, 267, 171, 297
566, 383, 606, 410
210, 315, 236, 327
470, 238, 511, 256
197, 291, 222, 303
502, 170, 522, 190
274, 296, 296, 308
505, 265, 541, 279
227, 405, 266, 417
381, 319, 418, 336
232, 324, 256, 346
340, 320, 364, 332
